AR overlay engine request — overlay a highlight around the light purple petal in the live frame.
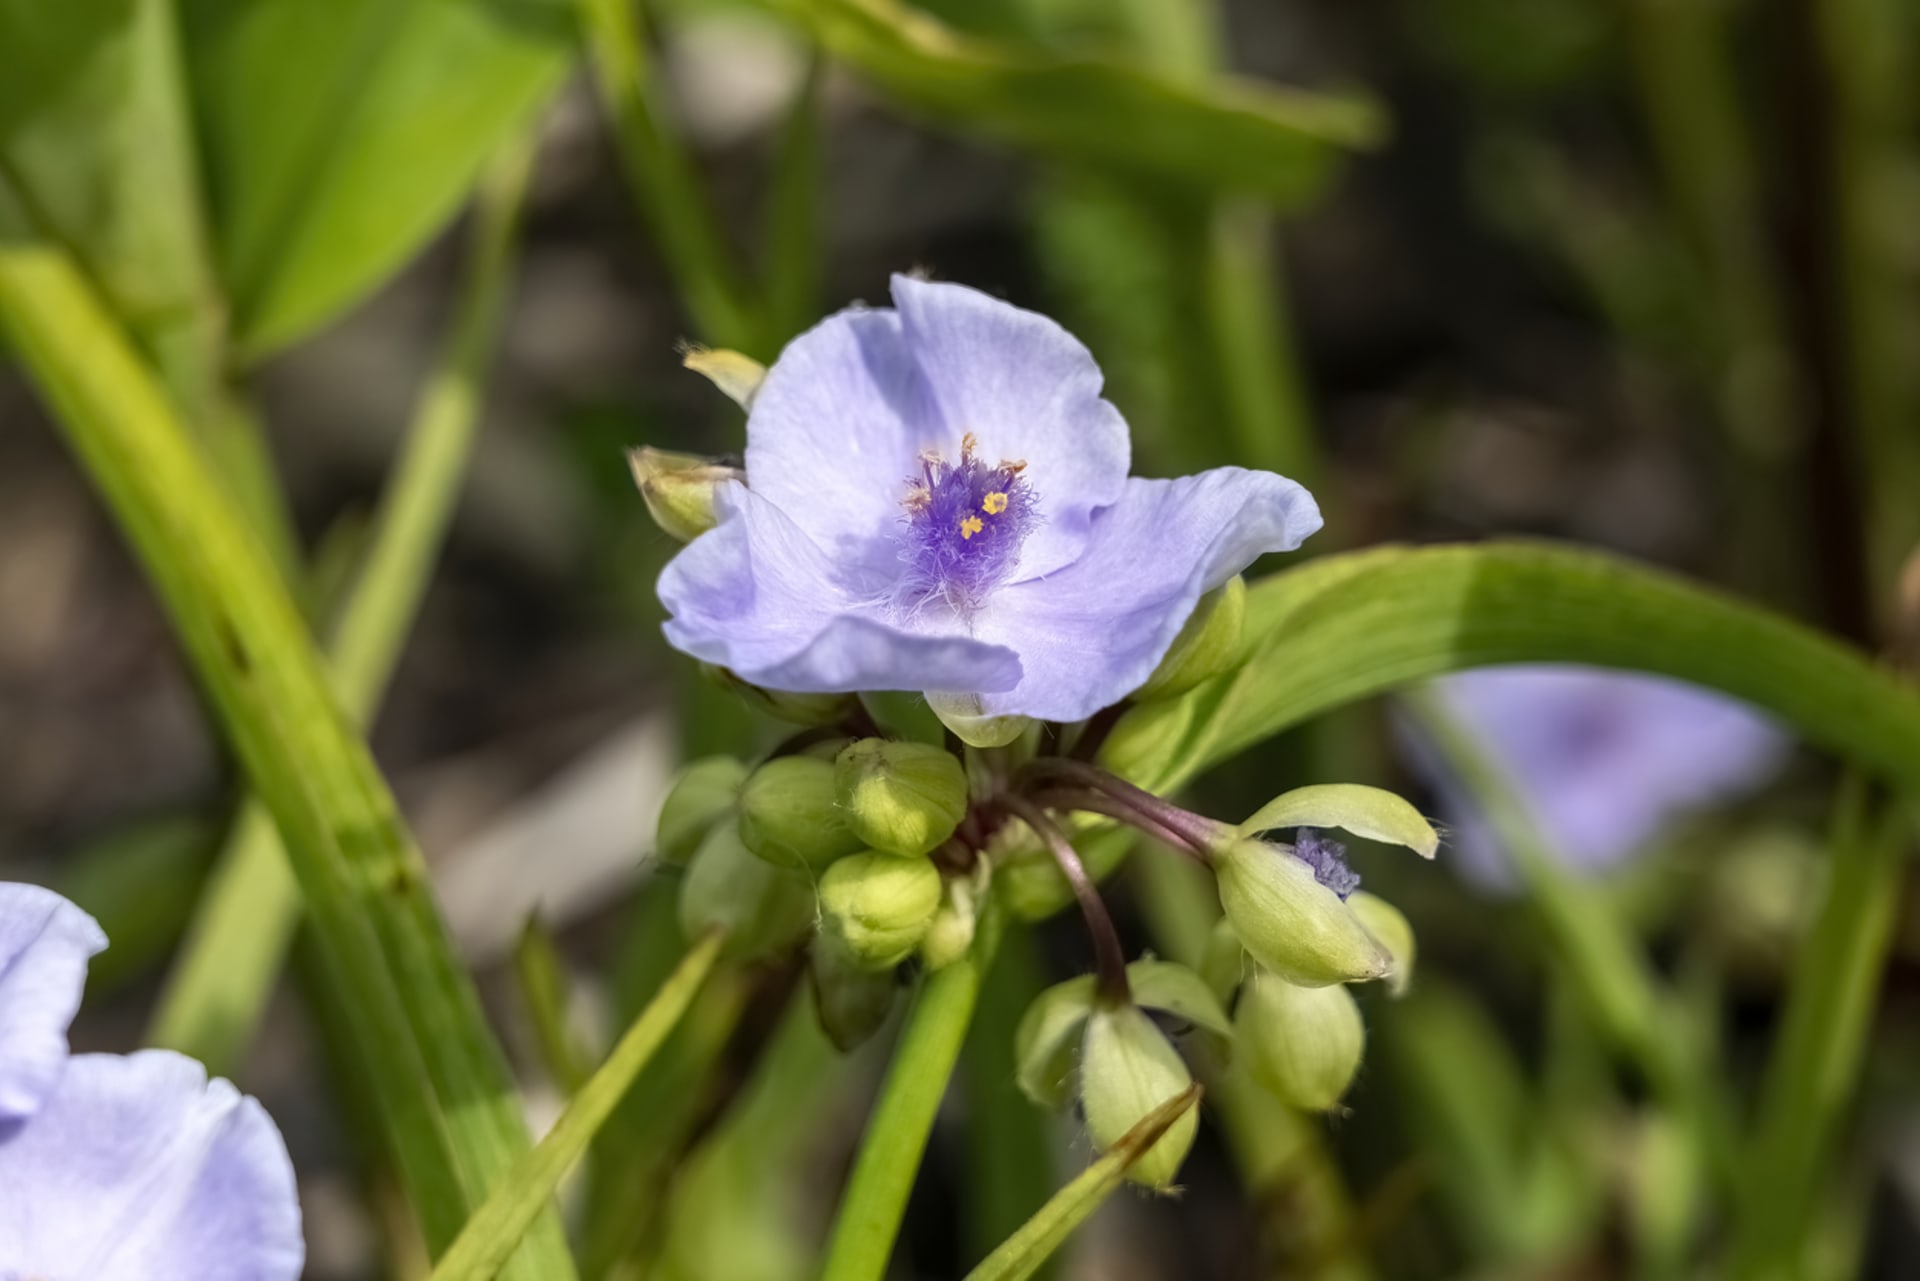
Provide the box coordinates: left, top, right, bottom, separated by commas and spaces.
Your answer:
0, 1050, 304, 1280
891, 276, 1130, 580
1405, 665, 1790, 891
972, 468, 1322, 722
0, 883, 106, 1124
743, 305, 937, 562
660, 482, 1022, 695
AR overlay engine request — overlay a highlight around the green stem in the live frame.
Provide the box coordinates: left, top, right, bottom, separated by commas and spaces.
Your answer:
430, 928, 729, 1281
1401, 691, 1736, 1185
1727, 777, 1907, 1278
1202, 200, 1317, 486
577, 0, 761, 353
146, 133, 538, 1070
820, 900, 1004, 1281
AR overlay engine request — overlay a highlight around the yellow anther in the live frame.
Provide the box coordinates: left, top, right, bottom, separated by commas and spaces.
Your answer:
982, 492, 1009, 515
960, 515, 985, 540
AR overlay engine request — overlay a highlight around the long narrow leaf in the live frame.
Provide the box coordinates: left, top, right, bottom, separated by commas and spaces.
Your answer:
149, 132, 538, 1073
0, 175, 573, 1277
1107, 543, 1920, 797
963, 1085, 1203, 1281
430, 928, 729, 1281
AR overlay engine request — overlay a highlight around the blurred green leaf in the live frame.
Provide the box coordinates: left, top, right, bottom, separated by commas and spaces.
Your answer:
182, 0, 570, 357
0, 0, 222, 404
774, 0, 1383, 207
1107, 543, 1920, 799
0, 179, 574, 1278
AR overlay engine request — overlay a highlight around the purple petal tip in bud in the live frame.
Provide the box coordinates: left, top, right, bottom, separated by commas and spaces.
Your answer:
1294, 828, 1360, 900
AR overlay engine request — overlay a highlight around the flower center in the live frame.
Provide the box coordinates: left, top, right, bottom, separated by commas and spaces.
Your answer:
896, 432, 1037, 614
1293, 829, 1360, 899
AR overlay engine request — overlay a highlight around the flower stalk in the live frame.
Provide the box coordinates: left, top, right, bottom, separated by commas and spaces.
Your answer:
1001, 796, 1130, 1004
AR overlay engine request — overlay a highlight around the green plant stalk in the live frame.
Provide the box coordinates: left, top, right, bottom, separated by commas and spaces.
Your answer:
1727, 778, 1907, 1279
1401, 691, 1734, 1185
430, 928, 729, 1281
961, 923, 1060, 1273
1131, 850, 1374, 1281
761, 52, 826, 347
514, 914, 592, 1094
820, 900, 1005, 1281
961, 1085, 1202, 1281
577, 0, 761, 353
147, 135, 538, 1072
1202, 200, 1316, 486
0, 172, 572, 1277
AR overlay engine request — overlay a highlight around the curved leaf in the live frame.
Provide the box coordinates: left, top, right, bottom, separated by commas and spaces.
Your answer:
1237, 783, 1438, 858
778, 0, 1383, 208
182, 0, 570, 357
1105, 542, 1920, 798
1125, 959, 1232, 1039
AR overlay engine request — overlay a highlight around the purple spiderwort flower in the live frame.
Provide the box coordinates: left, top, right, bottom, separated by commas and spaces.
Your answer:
1401, 665, 1789, 890
0, 882, 103, 1124
0, 883, 304, 1279
658, 276, 1323, 723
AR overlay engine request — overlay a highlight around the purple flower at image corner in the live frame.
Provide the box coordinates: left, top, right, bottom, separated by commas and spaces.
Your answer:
657, 276, 1324, 723
0, 883, 304, 1281
1399, 665, 1790, 891
0, 881, 104, 1124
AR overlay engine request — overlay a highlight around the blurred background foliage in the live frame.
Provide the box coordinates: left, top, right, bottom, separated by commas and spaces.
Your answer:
2, 0, 1918, 1277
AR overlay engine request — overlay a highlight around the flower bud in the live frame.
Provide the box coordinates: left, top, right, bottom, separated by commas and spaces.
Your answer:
1136, 576, 1247, 701
834, 738, 968, 858
1079, 1004, 1198, 1190
809, 933, 898, 1051
737, 756, 864, 870
1213, 837, 1391, 987
926, 691, 1033, 749
681, 346, 768, 410
1347, 891, 1416, 997
817, 851, 944, 970
1237, 968, 1365, 1111
627, 446, 742, 543
656, 756, 749, 866
700, 664, 861, 727
678, 821, 813, 961
920, 870, 981, 970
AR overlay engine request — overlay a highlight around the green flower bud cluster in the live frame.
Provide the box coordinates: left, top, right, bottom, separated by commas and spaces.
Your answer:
1199, 786, 1431, 1112
817, 851, 944, 970
739, 754, 865, 869
1014, 960, 1230, 1190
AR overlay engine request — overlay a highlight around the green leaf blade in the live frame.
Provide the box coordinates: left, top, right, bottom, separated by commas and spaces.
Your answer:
1107, 542, 1920, 799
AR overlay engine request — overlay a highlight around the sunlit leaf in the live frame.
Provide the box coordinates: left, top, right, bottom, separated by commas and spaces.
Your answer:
182, 0, 570, 357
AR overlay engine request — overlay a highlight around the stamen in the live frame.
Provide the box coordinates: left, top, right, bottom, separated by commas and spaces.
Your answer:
894, 436, 1039, 613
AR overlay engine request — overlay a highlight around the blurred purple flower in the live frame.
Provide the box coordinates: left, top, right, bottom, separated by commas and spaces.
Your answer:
0, 883, 303, 1279
1404, 666, 1789, 889
0, 881, 104, 1123
658, 276, 1322, 722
